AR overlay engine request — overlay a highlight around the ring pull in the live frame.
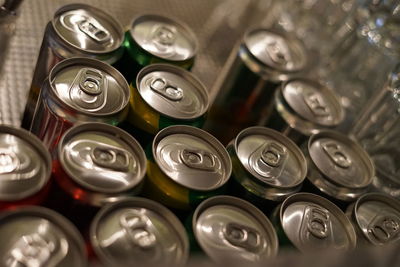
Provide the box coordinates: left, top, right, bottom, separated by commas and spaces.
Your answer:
306, 206, 330, 239
304, 91, 330, 117
322, 141, 352, 169
150, 77, 183, 101
90, 145, 131, 172
223, 222, 263, 253
120, 211, 157, 249
78, 17, 111, 43
180, 148, 217, 172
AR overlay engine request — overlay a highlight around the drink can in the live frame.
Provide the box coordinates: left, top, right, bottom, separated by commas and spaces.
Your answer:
270, 193, 357, 252
190, 195, 278, 264
90, 197, 189, 266
31, 57, 130, 150
128, 64, 209, 136
346, 193, 400, 247
118, 14, 198, 82
227, 127, 307, 210
204, 28, 308, 145
0, 125, 51, 210
265, 78, 344, 144
22, 3, 124, 130
0, 206, 87, 266
302, 131, 375, 206
144, 125, 232, 211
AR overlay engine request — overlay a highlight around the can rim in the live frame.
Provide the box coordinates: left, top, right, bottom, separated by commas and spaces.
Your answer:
90, 197, 189, 266
0, 125, 52, 201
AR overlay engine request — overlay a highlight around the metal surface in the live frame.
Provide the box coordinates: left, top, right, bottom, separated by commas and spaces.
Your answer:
193, 195, 278, 264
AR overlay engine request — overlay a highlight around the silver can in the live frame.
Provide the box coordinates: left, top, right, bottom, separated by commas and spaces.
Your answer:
22, 3, 124, 130
0, 206, 87, 267
90, 197, 189, 266
192, 195, 278, 264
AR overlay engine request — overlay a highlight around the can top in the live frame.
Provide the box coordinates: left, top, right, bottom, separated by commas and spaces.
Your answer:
243, 28, 307, 76
129, 14, 198, 61
280, 78, 344, 127
234, 127, 307, 189
308, 131, 374, 190
193, 196, 278, 263
49, 57, 129, 117
136, 64, 208, 120
53, 3, 124, 54
90, 197, 189, 266
153, 125, 232, 191
0, 206, 87, 267
280, 193, 356, 252
58, 123, 146, 194
0, 125, 51, 201
353, 193, 400, 246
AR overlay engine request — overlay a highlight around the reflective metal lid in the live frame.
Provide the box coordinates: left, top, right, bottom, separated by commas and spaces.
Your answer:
193, 196, 278, 263
0, 125, 51, 201
129, 14, 198, 61
58, 123, 146, 194
48, 57, 129, 117
280, 193, 356, 252
136, 64, 209, 120
353, 193, 400, 246
52, 4, 124, 54
0, 206, 87, 267
234, 127, 307, 189
153, 125, 232, 191
90, 197, 189, 266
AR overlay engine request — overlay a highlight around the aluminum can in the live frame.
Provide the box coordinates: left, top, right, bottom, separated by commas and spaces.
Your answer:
0, 125, 51, 210
30, 57, 130, 151
346, 193, 400, 247
50, 123, 146, 227
270, 193, 357, 252
265, 78, 344, 144
144, 125, 232, 211
0, 206, 87, 266
128, 64, 209, 135
190, 195, 278, 264
302, 131, 375, 206
227, 127, 307, 210
117, 14, 198, 82
90, 197, 189, 266
22, 3, 124, 130
204, 28, 308, 145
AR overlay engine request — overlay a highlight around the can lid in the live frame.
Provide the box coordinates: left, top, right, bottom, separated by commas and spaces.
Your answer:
234, 127, 307, 189
0, 125, 51, 201
90, 197, 189, 266
49, 57, 129, 117
353, 193, 400, 245
243, 28, 307, 77
308, 131, 374, 191
280, 79, 344, 127
280, 193, 356, 252
129, 14, 197, 61
153, 125, 232, 191
193, 196, 278, 263
136, 64, 208, 120
0, 206, 87, 267
52, 4, 124, 54
58, 123, 146, 194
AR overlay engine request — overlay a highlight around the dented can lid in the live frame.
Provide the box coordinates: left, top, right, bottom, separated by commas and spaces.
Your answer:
0, 206, 87, 267
0, 125, 51, 201
90, 197, 189, 266
58, 123, 146, 194
280, 193, 356, 252
129, 14, 198, 61
52, 3, 124, 54
136, 64, 208, 120
193, 196, 278, 263
152, 125, 231, 191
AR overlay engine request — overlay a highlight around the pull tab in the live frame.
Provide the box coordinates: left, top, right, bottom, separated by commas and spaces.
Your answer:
223, 222, 263, 253
260, 142, 287, 168
0, 149, 19, 174
78, 68, 105, 95
152, 25, 176, 48
90, 145, 131, 172
304, 91, 330, 117
180, 148, 217, 172
120, 211, 157, 249
78, 17, 111, 43
306, 206, 330, 239
322, 141, 352, 169
265, 40, 289, 65
368, 215, 400, 243
150, 77, 183, 101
